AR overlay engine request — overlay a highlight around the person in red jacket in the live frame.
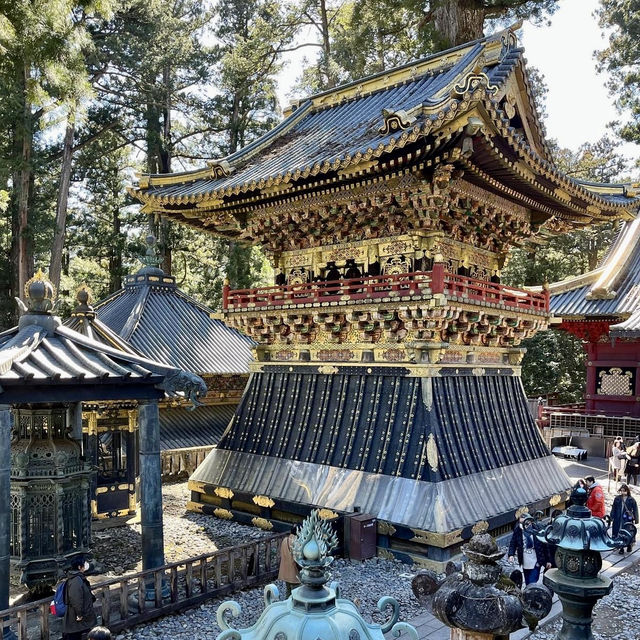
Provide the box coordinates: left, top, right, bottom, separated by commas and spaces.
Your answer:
585, 475, 606, 518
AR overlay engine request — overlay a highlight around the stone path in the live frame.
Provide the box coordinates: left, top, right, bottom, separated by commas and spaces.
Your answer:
407, 454, 640, 640
406, 546, 640, 640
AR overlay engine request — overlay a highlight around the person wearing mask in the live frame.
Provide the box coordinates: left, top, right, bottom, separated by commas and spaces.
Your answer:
610, 483, 639, 555
585, 475, 606, 518
508, 514, 550, 584
63, 556, 97, 640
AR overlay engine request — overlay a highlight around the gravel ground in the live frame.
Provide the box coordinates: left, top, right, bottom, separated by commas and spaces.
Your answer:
528, 561, 640, 640
113, 556, 421, 640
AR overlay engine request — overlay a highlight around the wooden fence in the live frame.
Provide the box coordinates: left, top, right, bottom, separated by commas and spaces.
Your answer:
160, 445, 214, 479
1, 534, 286, 640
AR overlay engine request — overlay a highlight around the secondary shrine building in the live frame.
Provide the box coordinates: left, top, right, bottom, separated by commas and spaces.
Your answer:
131, 28, 638, 567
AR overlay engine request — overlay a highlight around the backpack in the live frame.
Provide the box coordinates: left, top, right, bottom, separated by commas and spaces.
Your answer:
49, 579, 67, 617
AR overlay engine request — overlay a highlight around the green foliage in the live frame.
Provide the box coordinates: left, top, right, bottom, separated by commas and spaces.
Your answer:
502, 136, 631, 287
597, 0, 640, 145
520, 329, 586, 403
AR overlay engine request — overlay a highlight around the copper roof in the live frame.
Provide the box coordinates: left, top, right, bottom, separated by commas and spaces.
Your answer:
130, 28, 638, 236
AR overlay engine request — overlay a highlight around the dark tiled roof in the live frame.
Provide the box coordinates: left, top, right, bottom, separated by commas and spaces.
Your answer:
550, 217, 640, 318
159, 404, 235, 450
144, 45, 492, 201
133, 31, 639, 228
193, 368, 570, 531
0, 312, 194, 404
95, 270, 254, 375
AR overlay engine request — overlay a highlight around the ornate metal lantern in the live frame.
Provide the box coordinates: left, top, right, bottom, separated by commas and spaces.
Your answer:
216, 510, 417, 640
417, 528, 552, 640
10, 406, 92, 592
537, 487, 634, 640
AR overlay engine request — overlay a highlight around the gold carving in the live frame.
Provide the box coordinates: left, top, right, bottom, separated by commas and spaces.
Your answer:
378, 521, 396, 536
318, 508, 339, 520
472, 521, 489, 535
214, 508, 234, 520
188, 480, 207, 494
252, 517, 274, 530
318, 365, 339, 374
426, 433, 439, 472
215, 487, 234, 500
549, 494, 562, 507
553, 187, 572, 203
252, 495, 275, 508
515, 506, 529, 519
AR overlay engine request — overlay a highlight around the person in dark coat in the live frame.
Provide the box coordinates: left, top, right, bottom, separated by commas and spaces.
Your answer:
63, 556, 98, 640
508, 514, 550, 584
610, 483, 639, 554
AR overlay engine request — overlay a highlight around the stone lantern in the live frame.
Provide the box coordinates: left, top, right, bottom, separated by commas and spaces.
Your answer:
538, 487, 634, 640
216, 510, 417, 640
413, 524, 552, 640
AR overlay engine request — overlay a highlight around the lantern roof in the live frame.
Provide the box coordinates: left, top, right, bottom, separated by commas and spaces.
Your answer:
130, 26, 639, 244
0, 271, 206, 405
216, 510, 417, 640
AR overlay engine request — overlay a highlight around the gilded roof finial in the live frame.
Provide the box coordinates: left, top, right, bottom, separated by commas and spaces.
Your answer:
71, 285, 95, 317
20, 269, 56, 315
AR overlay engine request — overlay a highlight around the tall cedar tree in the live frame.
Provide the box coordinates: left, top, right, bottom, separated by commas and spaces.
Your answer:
294, 0, 559, 92
597, 0, 640, 145
0, 0, 114, 324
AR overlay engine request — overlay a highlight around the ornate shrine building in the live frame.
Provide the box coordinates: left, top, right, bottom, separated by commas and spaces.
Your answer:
548, 215, 640, 440
131, 28, 638, 567
64, 245, 254, 518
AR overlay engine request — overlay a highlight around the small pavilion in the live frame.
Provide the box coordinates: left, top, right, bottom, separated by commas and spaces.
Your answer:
63, 240, 253, 518
0, 271, 205, 603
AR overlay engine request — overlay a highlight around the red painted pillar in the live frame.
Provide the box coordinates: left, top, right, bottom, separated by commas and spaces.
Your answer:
432, 259, 445, 294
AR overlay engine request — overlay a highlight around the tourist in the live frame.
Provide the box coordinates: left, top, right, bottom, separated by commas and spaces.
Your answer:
585, 475, 605, 518
63, 556, 97, 640
508, 514, 550, 585
611, 437, 628, 481
278, 528, 300, 597
610, 483, 638, 555
87, 628, 111, 640
625, 437, 640, 486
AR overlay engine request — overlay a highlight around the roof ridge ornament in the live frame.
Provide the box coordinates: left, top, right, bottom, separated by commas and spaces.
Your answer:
452, 57, 499, 98
500, 20, 522, 59
206, 159, 234, 178
19, 269, 57, 315
378, 108, 418, 135
72, 285, 95, 317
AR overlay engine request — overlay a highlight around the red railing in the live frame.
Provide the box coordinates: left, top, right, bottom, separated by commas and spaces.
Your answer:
443, 273, 548, 312
224, 271, 435, 309
222, 266, 548, 313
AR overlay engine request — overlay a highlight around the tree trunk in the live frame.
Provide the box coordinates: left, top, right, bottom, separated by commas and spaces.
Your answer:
49, 120, 75, 290
432, 0, 485, 47
11, 62, 33, 305
319, 0, 336, 88
109, 189, 122, 293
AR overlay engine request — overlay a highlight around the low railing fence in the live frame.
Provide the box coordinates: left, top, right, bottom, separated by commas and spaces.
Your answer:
1, 534, 286, 640
542, 407, 640, 441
